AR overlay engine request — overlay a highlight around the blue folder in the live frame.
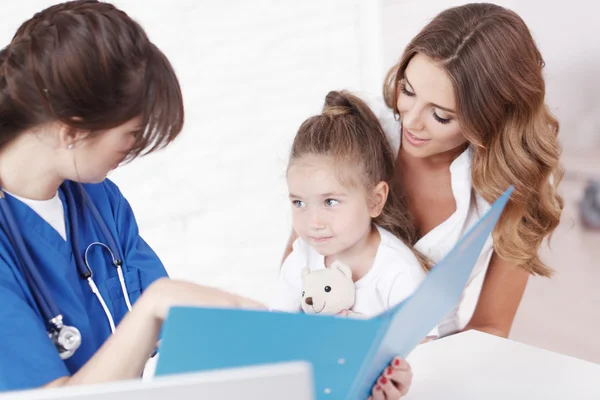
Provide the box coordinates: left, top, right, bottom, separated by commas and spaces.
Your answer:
155, 187, 514, 399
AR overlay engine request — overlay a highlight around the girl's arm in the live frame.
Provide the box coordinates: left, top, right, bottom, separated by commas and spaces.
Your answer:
463, 252, 529, 337
44, 278, 264, 388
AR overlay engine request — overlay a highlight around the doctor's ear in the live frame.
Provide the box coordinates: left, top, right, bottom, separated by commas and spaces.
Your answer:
369, 181, 389, 218
58, 118, 89, 149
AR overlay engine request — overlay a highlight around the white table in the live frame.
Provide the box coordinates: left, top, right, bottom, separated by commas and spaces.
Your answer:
405, 330, 600, 399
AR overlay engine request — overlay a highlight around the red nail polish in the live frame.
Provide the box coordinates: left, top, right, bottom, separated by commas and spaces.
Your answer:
381, 377, 388, 384
387, 367, 392, 375
394, 358, 401, 366
376, 385, 381, 391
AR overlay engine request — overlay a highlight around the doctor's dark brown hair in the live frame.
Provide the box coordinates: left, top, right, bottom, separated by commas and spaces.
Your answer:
0, 0, 184, 158
289, 90, 428, 269
383, 3, 563, 276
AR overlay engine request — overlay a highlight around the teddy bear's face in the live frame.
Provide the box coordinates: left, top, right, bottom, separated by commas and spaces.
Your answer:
301, 261, 355, 315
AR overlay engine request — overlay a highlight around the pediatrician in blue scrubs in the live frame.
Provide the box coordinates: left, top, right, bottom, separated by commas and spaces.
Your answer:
0, 0, 265, 392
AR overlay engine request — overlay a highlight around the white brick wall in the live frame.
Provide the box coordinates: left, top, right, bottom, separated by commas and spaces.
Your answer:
1, 1, 598, 308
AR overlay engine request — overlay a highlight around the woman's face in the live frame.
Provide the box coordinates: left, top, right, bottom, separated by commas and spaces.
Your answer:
59, 117, 140, 183
396, 53, 468, 159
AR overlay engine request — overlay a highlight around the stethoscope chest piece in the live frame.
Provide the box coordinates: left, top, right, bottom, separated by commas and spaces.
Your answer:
49, 315, 82, 360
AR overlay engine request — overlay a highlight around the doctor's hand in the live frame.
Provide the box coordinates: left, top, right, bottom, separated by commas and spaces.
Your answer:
368, 357, 412, 400
142, 278, 266, 322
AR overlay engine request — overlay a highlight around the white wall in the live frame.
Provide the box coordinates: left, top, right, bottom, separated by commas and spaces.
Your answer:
1, 1, 597, 307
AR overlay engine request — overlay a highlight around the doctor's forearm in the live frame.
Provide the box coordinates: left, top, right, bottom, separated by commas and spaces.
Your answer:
66, 287, 163, 385
42, 278, 265, 388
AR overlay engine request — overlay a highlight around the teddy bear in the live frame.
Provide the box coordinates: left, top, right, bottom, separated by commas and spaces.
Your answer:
301, 261, 363, 318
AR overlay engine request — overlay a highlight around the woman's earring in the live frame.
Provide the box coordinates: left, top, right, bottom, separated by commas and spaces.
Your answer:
67, 143, 74, 150
393, 113, 400, 121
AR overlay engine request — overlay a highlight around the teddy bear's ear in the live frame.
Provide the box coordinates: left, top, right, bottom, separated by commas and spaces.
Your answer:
302, 266, 310, 277
331, 260, 353, 280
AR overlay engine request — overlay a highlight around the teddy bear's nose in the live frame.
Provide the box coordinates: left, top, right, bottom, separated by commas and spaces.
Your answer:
305, 297, 313, 306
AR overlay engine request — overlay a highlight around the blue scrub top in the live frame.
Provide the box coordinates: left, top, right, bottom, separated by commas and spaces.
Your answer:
0, 179, 168, 391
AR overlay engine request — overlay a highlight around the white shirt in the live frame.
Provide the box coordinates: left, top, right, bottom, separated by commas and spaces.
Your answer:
367, 96, 494, 337
271, 225, 428, 317
8, 191, 67, 240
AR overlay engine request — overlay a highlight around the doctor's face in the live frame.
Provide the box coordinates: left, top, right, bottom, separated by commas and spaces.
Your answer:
65, 117, 140, 183
396, 53, 467, 159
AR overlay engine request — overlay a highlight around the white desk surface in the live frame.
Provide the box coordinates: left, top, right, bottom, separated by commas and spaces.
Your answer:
405, 330, 600, 399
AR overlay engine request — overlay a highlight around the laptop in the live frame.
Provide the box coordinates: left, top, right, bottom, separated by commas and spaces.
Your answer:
0, 361, 314, 400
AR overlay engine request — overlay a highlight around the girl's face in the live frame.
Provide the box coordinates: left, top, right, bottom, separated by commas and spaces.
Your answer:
396, 53, 467, 159
287, 154, 385, 258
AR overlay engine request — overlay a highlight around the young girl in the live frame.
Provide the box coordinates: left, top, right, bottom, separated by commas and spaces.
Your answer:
271, 90, 430, 319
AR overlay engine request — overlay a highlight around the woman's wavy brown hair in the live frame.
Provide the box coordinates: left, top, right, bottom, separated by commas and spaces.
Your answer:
383, 3, 563, 276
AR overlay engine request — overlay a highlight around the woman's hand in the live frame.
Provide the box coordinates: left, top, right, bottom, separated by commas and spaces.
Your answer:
369, 357, 412, 399
143, 278, 266, 322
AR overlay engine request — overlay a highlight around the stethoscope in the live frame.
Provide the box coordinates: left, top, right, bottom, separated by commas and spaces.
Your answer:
0, 182, 132, 360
